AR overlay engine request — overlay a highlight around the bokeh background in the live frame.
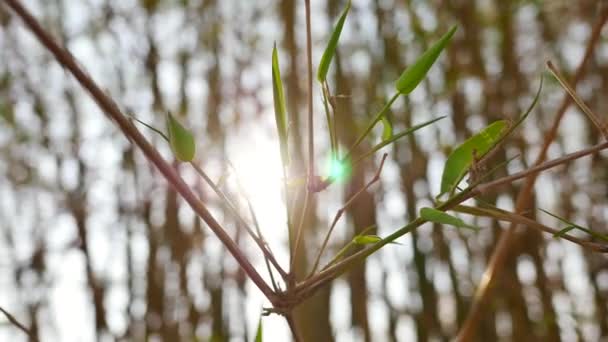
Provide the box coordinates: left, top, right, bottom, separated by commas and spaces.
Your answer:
1, 0, 608, 341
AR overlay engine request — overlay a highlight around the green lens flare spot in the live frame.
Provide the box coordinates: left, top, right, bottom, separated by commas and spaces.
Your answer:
326, 154, 351, 183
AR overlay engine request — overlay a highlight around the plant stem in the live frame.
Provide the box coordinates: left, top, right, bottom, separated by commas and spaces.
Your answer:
0, 306, 37, 341
546, 60, 608, 139
457, 9, 608, 340
290, 188, 310, 282
321, 224, 376, 271
343, 92, 400, 161
2, 0, 278, 304
453, 204, 608, 253
295, 136, 608, 302
473, 140, 608, 195
304, 0, 315, 183
192, 161, 288, 280
309, 153, 388, 275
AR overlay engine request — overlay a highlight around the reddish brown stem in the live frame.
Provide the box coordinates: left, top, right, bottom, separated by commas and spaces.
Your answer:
2, 0, 277, 304
309, 153, 389, 275
457, 8, 608, 341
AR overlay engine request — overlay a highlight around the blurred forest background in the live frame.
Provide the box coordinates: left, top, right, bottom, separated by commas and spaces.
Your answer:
1, 0, 608, 341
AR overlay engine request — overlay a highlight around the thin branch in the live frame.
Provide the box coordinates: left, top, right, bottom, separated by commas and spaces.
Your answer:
309, 153, 388, 275
2, 0, 278, 304
321, 82, 336, 155
229, 162, 282, 290
547, 60, 608, 139
304, 0, 315, 184
321, 224, 377, 271
294, 136, 608, 304
457, 8, 608, 340
474, 140, 608, 195
452, 205, 608, 253
191, 161, 287, 280
290, 188, 310, 281
0, 306, 37, 341
343, 92, 400, 162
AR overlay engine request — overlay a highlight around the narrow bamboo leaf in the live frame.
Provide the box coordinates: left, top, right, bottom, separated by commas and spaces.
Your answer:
353, 234, 401, 245
272, 44, 289, 165
127, 113, 169, 142
353, 116, 445, 165
498, 76, 544, 143
395, 25, 457, 94
381, 114, 393, 141
440, 120, 508, 194
554, 226, 576, 238
420, 207, 480, 231
353, 235, 382, 245
166, 112, 196, 162
254, 318, 263, 342
540, 208, 608, 242
321, 92, 337, 154
324, 225, 377, 269
317, 0, 351, 82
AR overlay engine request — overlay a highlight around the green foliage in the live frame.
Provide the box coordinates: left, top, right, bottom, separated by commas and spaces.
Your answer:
353, 235, 382, 244
254, 318, 263, 342
381, 114, 393, 141
420, 207, 480, 231
502, 76, 543, 138
128, 113, 169, 142
353, 116, 445, 165
272, 44, 289, 165
317, 0, 351, 82
395, 25, 457, 94
540, 209, 608, 242
553, 226, 576, 238
166, 112, 196, 162
440, 120, 508, 194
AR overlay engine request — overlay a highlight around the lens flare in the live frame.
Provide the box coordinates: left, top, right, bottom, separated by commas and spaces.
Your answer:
325, 154, 351, 183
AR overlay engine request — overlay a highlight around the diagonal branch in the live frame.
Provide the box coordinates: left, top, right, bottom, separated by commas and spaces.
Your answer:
457, 8, 608, 340
293, 138, 608, 305
309, 153, 388, 275
546, 60, 608, 139
191, 161, 288, 280
0, 306, 37, 341
1, 0, 277, 303
452, 204, 608, 253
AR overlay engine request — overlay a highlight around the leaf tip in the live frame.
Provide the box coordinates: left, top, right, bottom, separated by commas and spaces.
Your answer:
166, 112, 196, 162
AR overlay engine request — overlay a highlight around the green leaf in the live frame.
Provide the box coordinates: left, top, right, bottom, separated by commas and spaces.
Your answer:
317, 0, 351, 82
553, 226, 576, 239
440, 120, 508, 194
381, 114, 393, 141
127, 113, 169, 142
540, 208, 608, 242
254, 317, 263, 342
492, 76, 543, 147
353, 235, 382, 245
420, 207, 480, 231
352, 234, 402, 245
353, 116, 445, 165
272, 44, 289, 165
166, 112, 196, 162
395, 25, 457, 94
